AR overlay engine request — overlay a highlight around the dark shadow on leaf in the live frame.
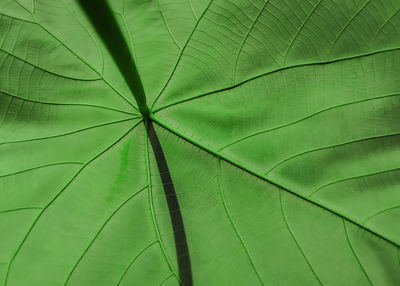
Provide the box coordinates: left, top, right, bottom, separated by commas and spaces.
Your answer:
147, 121, 193, 286
78, 0, 149, 116
78, 0, 192, 284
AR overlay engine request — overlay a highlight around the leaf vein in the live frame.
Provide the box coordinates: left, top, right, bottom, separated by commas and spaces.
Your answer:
220, 93, 400, 151
116, 241, 159, 286
0, 207, 41, 214
279, 191, 322, 285
151, 0, 215, 108
0, 118, 138, 146
217, 159, 263, 285
266, 132, 400, 175
64, 186, 148, 285
233, 0, 270, 84
0, 90, 136, 115
4, 120, 142, 285
154, 47, 400, 113
342, 220, 373, 285
151, 115, 400, 248
310, 167, 400, 198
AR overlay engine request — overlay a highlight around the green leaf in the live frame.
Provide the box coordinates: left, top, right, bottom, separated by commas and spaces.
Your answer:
1, 0, 400, 285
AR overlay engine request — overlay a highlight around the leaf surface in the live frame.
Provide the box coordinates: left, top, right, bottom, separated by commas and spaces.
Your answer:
1, 0, 400, 285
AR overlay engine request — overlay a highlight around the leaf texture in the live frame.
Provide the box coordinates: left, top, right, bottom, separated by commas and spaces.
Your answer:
0, 0, 400, 285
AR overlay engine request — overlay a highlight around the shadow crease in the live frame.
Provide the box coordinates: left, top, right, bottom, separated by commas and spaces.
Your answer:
147, 121, 193, 286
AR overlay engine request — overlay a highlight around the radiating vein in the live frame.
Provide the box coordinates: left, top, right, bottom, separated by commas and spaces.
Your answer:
0, 118, 138, 146
159, 273, 176, 286
151, 0, 215, 108
233, 0, 270, 84
220, 93, 400, 151
118, 4, 137, 62
153, 47, 400, 113
0, 89, 136, 115
77, 0, 148, 115
370, 9, 400, 47
157, 0, 181, 49
217, 159, 263, 285
0, 48, 100, 81
266, 132, 400, 175
187, 0, 197, 21
11, 11, 139, 111
64, 185, 148, 285
279, 191, 322, 285
0, 207, 41, 214
310, 167, 400, 198
63, 0, 105, 74
151, 114, 400, 248
363, 205, 400, 224
283, 0, 322, 66
28, 22, 136, 108
0, 12, 36, 24
0, 162, 83, 179
14, 0, 33, 14
4, 120, 142, 285
116, 241, 159, 286
328, 0, 371, 57
343, 220, 373, 285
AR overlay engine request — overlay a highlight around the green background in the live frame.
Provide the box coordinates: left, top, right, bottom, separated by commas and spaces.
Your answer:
0, 0, 400, 285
